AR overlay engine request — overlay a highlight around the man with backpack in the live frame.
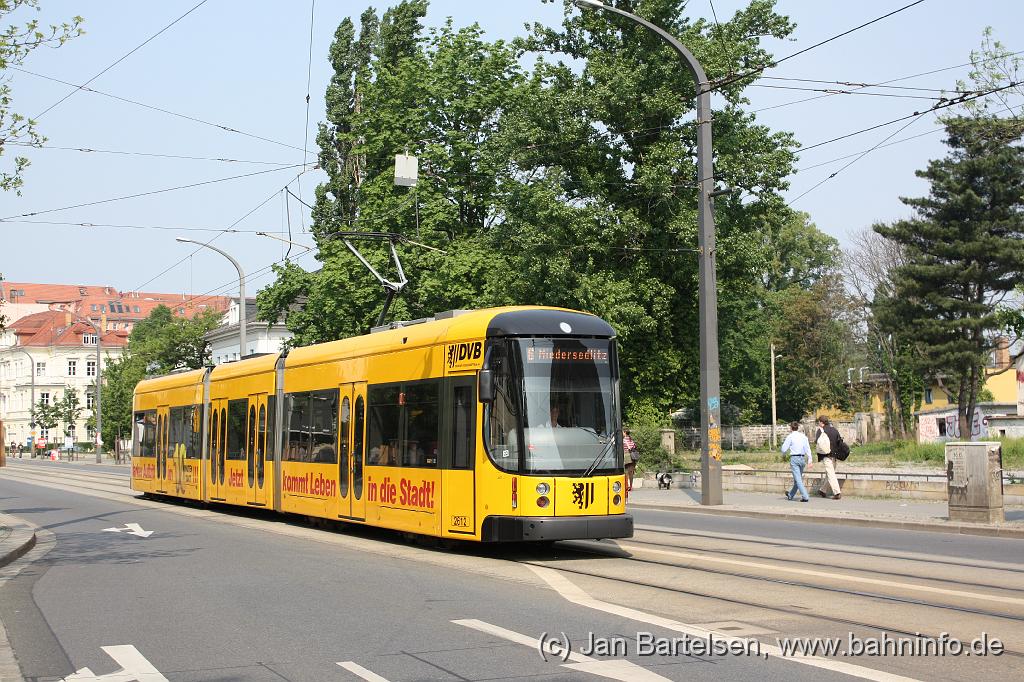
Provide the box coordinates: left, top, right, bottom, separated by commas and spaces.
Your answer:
814, 415, 846, 500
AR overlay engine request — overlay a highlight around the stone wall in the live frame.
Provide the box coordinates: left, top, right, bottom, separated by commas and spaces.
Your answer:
670, 420, 859, 452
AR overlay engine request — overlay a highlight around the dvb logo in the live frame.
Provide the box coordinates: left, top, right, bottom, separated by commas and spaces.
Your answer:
447, 341, 482, 368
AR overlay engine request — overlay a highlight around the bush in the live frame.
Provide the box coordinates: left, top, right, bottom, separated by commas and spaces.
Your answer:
852, 438, 1024, 467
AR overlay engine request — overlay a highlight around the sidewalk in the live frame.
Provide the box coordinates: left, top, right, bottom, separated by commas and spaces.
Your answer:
627, 486, 1024, 539
0, 513, 36, 569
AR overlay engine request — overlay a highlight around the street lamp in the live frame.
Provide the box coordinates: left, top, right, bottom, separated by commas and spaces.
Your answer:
572, 0, 723, 504
770, 343, 783, 448
10, 346, 35, 450
54, 308, 103, 463
176, 239, 247, 360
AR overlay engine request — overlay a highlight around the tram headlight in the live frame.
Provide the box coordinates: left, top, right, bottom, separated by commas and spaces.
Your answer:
536, 482, 550, 495
537, 495, 550, 508
613, 494, 622, 506
612, 481, 622, 493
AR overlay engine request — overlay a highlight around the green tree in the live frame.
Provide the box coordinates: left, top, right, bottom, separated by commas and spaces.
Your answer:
52, 387, 82, 437
875, 116, 1024, 438
0, 0, 83, 192
31, 396, 57, 435
100, 305, 222, 448
260, 0, 812, 425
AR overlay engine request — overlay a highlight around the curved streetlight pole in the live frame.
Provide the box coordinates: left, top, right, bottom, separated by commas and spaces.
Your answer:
10, 346, 36, 450
176, 239, 246, 360
573, 0, 722, 504
54, 309, 103, 463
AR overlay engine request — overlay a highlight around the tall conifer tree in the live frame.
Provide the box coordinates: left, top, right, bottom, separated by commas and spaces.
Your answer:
875, 117, 1024, 437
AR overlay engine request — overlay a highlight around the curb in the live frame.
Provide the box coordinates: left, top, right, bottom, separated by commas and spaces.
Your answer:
628, 502, 1024, 539
0, 514, 37, 570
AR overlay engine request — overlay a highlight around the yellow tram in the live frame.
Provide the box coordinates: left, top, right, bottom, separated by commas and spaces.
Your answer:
131, 306, 633, 542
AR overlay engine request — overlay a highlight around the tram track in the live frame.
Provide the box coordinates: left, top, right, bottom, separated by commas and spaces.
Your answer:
513, 549, 1024, 660
618, 532, 1024, 595
6, 460, 1024, 659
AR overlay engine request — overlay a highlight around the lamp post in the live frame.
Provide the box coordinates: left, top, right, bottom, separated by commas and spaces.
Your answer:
770, 346, 782, 446
54, 309, 103, 463
11, 346, 35, 449
572, 0, 723, 504
176, 239, 246, 360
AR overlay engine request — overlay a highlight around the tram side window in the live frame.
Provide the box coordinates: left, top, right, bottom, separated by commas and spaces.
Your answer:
225, 399, 248, 460
265, 396, 276, 461
310, 389, 338, 464
404, 382, 439, 468
284, 392, 309, 461
452, 384, 475, 469
169, 406, 185, 456
134, 410, 157, 457
189, 405, 202, 459
367, 385, 401, 466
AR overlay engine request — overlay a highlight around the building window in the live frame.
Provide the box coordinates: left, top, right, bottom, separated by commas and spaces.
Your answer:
86, 360, 96, 377
86, 392, 95, 409
87, 426, 95, 440
91, 304, 98, 312
133, 305, 140, 313
40, 391, 50, 406
83, 334, 98, 345
68, 359, 77, 376
40, 427, 49, 440
36, 362, 45, 376
925, 388, 933, 404
67, 425, 76, 439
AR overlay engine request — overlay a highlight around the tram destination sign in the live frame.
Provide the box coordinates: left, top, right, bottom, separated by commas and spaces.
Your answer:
526, 347, 609, 364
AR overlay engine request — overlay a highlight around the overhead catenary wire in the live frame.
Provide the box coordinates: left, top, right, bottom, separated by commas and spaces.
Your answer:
13, 67, 314, 155
709, 0, 928, 94
0, 219, 285, 234
1, 141, 296, 166
32, 0, 210, 122
751, 50, 1024, 114
0, 163, 312, 220
131, 168, 313, 293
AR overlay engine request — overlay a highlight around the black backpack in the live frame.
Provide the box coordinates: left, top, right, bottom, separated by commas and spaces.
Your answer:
834, 434, 850, 460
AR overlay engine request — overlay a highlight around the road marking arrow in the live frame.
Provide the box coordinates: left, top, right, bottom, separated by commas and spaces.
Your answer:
63, 644, 167, 681
102, 523, 154, 538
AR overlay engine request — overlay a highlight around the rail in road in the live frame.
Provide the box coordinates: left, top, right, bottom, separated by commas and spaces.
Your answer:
3, 459, 1022, 681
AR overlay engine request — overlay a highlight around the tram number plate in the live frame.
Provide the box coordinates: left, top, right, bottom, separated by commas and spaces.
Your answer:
451, 515, 469, 528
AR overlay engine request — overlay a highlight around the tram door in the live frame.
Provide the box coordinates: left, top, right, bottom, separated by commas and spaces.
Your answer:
209, 398, 227, 500
155, 405, 170, 493
337, 382, 366, 521
247, 393, 268, 506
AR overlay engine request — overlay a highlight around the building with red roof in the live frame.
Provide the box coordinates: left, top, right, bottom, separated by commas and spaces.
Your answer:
0, 281, 233, 452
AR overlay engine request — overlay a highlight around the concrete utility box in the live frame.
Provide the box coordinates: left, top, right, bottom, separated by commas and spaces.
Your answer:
945, 441, 1004, 523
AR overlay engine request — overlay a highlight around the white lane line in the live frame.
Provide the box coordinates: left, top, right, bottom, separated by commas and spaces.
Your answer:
616, 541, 1024, 606
525, 564, 920, 682
635, 522, 1024, 572
336, 661, 392, 682
454, 619, 670, 682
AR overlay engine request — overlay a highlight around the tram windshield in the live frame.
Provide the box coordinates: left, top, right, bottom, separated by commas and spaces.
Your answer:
484, 337, 622, 475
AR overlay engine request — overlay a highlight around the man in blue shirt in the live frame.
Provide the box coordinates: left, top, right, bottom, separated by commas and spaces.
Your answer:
780, 421, 811, 502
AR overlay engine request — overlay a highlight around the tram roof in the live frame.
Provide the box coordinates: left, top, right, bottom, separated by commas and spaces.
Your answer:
135, 367, 206, 395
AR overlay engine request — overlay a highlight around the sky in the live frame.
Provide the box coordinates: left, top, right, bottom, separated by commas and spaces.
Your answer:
2, 0, 1023, 305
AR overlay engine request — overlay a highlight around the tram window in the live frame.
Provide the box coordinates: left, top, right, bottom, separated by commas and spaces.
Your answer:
404, 381, 439, 468
353, 395, 365, 499
225, 399, 248, 460
284, 392, 309, 461
452, 384, 475, 469
265, 396, 276, 461
309, 389, 338, 464
247, 404, 257, 459
367, 385, 401, 466
188, 405, 202, 459
169, 406, 185, 456
134, 410, 157, 457
211, 408, 219, 458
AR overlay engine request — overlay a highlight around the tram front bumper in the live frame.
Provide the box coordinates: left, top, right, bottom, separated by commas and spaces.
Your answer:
481, 514, 633, 542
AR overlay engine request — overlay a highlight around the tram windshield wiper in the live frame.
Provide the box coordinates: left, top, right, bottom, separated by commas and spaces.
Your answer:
581, 436, 615, 478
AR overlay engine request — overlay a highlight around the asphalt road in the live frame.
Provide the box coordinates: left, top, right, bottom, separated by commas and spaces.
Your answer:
2, 460, 1022, 682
